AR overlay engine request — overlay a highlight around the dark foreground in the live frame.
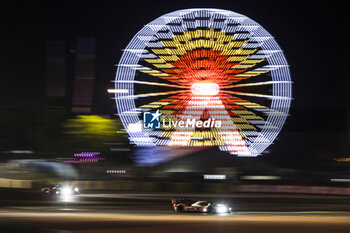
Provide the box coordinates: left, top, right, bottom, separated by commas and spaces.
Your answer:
1, 209, 350, 233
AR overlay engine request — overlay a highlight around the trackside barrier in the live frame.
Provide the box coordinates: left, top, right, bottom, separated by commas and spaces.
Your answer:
0, 178, 33, 188
237, 184, 350, 196
204, 183, 229, 193
2, 179, 350, 196
55, 183, 350, 195
171, 182, 189, 192
74, 181, 137, 190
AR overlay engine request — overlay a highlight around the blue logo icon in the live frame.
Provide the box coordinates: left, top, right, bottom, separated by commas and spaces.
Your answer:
143, 110, 161, 129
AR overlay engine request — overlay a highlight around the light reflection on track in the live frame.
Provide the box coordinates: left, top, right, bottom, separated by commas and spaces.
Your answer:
1, 210, 350, 233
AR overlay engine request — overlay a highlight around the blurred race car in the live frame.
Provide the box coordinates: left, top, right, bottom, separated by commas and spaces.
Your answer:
172, 198, 231, 214
40, 184, 80, 197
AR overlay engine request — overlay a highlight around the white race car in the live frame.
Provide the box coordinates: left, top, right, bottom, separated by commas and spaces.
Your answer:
172, 199, 231, 214
40, 184, 80, 197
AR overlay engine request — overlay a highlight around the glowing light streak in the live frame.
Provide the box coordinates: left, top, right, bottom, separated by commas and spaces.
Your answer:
118, 90, 189, 99
114, 80, 187, 89
222, 81, 292, 88
222, 90, 291, 99
107, 89, 129, 93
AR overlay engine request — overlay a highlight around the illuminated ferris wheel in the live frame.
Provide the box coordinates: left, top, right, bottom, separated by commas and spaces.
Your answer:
113, 8, 292, 157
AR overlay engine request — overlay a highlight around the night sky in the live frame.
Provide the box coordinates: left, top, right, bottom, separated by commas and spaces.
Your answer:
1, 1, 349, 165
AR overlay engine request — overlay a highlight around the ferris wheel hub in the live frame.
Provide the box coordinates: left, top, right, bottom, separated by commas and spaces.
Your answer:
191, 83, 220, 96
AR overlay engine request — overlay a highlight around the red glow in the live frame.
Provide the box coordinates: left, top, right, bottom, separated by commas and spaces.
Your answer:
161, 49, 248, 86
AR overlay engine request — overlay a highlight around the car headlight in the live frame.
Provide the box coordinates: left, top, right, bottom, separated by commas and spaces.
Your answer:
216, 205, 228, 213
61, 187, 72, 197
74, 187, 79, 192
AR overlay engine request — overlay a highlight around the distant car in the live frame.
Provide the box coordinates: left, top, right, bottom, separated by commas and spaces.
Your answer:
40, 184, 80, 197
172, 199, 231, 214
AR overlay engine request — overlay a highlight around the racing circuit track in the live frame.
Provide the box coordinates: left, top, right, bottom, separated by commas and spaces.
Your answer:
1, 191, 350, 232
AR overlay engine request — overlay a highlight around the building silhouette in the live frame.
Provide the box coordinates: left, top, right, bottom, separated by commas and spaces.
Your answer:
45, 40, 66, 98
71, 37, 96, 113
45, 37, 96, 113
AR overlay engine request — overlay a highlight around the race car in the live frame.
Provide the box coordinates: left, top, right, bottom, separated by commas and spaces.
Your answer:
172, 199, 232, 214
40, 184, 80, 197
